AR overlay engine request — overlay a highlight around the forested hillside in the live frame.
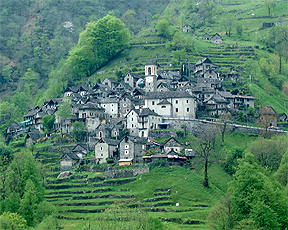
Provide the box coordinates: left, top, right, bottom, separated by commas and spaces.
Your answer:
0, 0, 288, 229
0, 0, 170, 95
1, 0, 288, 133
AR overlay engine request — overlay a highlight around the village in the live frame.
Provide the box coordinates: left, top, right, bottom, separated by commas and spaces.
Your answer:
5, 57, 287, 170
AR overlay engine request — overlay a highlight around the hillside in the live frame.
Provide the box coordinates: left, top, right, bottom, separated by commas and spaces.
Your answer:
0, 1, 288, 229
0, 0, 170, 97
90, 0, 288, 114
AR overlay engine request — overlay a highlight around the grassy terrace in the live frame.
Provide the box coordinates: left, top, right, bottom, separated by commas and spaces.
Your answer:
44, 165, 231, 229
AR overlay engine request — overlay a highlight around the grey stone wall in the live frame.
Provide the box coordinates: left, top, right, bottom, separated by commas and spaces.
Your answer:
161, 118, 287, 136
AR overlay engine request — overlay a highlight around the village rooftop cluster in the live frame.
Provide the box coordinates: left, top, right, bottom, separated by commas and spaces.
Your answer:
6, 57, 273, 169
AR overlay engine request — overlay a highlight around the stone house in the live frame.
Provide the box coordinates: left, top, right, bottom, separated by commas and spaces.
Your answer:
78, 102, 105, 132
203, 33, 210, 40
163, 137, 183, 154
102, 78, 118, 89
72, 144, 88, 157
144, 91, 197, 119
119, 94, 134, 117
278, 113, 288, 122
194, 58, 215, 73
119, 136, 147, 163
95, 138, 120, 164
60, 152, 81, 170
182, 25, 192, 33
216, 91, 255, 109
94, 123, 112, 138
203, 95, 229, 116
63, 86, 78, 97
156, 82, 170, 92
126, 108, 162, 137
259, 106, 277, 127
210, 33, 223, 44
100, 97, 119, 118
26, 128, 42, 147
124, 73, 142, 88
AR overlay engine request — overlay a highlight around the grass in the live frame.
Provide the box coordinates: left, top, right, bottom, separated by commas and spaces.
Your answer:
50, 165, 230, 230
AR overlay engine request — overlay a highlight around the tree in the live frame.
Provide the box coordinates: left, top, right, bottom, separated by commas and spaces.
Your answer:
19, 179, 39, 226
266, 25, 288, 74
42, 115, 55, 133
248, 135, 288, 171
0, 101, 21, 135
56, 99, 72, 120
3, 151, 43, 201
228, 153, 288, 229
72, 122, 87, 142
217, 113, 232, 145
208, 194, 234, 230
236, 23, 243, 36
66, 14, 129, 82
265, 0, 276, 16
275, 150, 288, 186
0, 212, 27, 230
156, 19, 172, 39
195, 127, 218, 187
223, 17, 234, 37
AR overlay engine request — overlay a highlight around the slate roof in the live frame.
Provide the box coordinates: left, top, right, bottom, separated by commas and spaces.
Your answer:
79, 102, 104, 110
164, 137, 182, 147
145, 91, 193, 99
121, 136, 147, 144
100, 97, 119, 103
128, 108, 160, 117
259, 106, 277, 115
61, 152, 80, 161
157, 99, 171, 105
102, 138, 120, 146
196, 58, 213, 65
26, 128, 42, 142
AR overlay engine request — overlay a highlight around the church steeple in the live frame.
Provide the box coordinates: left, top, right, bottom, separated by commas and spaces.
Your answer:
144, 61, 158, 92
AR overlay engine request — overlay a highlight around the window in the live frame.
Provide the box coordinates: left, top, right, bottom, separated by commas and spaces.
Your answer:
161, 105, 166, 108
187, 108, 190, 112
90, 113, 93, 116
142, 145, 145, 150
125, 145, 129, 149
176, 100, 178, 104
152, 101, 155, 105
131, 118, 133, 121
148, 67, 151, 75
176, 108, 179, 112
123, 103, 127, 107
186, 100, 189, 103
99, 131, 103, 138
125, 150, 129, 155
100, 147, 103, 151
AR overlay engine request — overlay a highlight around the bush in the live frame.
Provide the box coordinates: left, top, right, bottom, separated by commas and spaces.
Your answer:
35, 215, 60, 230
0, 212, 27, 230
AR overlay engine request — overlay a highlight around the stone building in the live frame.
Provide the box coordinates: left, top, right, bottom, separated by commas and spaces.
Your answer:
144, 91, 197, 119
126, 108, 162, 137
95, 138, 120, 164
119, 136, 147, 163
259, 106, 277, 127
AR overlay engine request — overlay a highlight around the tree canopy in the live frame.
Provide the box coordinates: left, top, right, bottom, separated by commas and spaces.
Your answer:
66, 14, 130, 82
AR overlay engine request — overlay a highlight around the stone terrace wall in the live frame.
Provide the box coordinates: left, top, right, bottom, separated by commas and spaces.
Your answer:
159, 118, 287, 136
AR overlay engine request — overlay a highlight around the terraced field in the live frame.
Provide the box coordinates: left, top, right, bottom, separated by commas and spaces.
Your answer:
42, 164, 231, 229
